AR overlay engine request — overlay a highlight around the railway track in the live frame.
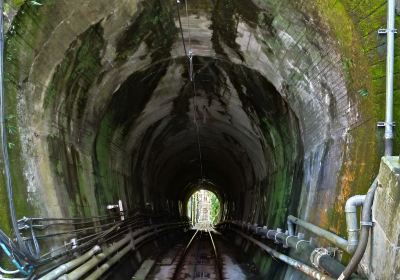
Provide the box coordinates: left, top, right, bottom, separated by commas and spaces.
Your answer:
171, 229, 224, 280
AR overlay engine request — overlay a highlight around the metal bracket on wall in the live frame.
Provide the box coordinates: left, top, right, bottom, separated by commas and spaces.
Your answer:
106, 199, 125, 220
377, 121, 396, 128
378, 28, 398, 34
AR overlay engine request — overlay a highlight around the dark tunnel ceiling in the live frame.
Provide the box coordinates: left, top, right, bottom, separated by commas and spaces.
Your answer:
107, 57, 303, 200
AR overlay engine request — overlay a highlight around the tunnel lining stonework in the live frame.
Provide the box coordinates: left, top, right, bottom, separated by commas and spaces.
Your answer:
0, 0, 399, 279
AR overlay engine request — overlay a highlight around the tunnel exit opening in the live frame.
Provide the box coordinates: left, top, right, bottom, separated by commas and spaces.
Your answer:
187, 189, 220, 227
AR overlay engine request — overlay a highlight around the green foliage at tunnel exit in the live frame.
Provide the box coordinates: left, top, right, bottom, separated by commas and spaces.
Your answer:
187, 190, 220, 225
210, 194, 220, 224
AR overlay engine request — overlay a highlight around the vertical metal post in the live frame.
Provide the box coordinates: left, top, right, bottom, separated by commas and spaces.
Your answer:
384, 0, 396, 156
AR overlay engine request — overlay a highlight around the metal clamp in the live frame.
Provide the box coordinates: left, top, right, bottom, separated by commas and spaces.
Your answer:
310, 248, 331, 271
106, 199, 124, 221
360, 221, 373, 227
295, 239, 310, 251
377, 121, 396, 128
378, 28, 398, 34
274, 232, 283, 243
265, 230, 274, 239
285, 235, 297, 248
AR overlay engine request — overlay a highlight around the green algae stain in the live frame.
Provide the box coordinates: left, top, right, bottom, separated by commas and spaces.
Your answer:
115, 0, 177, 63
93, 115, 118, 205
44, 23, 104, 112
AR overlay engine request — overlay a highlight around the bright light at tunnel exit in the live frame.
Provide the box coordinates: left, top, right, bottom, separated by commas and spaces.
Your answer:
187, 190, 220, 226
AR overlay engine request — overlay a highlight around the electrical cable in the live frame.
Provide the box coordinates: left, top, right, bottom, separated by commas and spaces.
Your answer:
0, 0, 39, 271
176, 0, 205, 181
36, 215, 151, 264
175, 0, 187, 56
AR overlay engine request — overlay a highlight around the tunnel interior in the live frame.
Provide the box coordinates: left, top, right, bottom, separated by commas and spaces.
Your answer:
1, 0, 396, 278
47, 49, 304, 227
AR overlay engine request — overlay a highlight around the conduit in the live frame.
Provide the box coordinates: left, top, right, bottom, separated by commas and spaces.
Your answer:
231, 228, 335, 280
59, 235, 131, 280
40, 222, 188, 280
220, 221, 345, 278
288, 192, 368, 255
345, 195, 366, 253
84, 243, 133, 280
39, 246, 101, 280
287, 216, 350, 253
338, 179, 378, 280
384, 0, 396, 156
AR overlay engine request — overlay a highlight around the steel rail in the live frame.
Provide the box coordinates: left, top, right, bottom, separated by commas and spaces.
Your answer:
172, 229, 199, 280
207, 230, 224, 280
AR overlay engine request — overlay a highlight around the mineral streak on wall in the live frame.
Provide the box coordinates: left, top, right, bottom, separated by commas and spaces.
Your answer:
0, 0, 399, 278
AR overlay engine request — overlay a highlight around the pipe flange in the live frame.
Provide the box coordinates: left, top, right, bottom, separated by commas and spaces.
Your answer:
310, 247, 331, 272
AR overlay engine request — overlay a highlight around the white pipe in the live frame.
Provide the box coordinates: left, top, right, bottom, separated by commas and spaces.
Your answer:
384, 0, 396, 156
345, 195, 366, 253
287, 215, 349, 253
38, 246, 101, 280
289, 192, 366, 255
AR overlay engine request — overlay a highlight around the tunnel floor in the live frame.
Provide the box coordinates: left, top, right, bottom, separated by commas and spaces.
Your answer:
136, 229, 261, 280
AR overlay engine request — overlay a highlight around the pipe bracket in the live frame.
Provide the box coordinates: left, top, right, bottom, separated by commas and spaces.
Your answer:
310, 247, 331, 272
295, 240, 310, 251
360, 221, 373, 227
378, 28, 398, 34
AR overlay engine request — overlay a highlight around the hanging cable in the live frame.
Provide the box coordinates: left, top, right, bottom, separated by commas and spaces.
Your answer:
185, 0, 191, 51
175, 0, 188, 56
176, 0, 205, 181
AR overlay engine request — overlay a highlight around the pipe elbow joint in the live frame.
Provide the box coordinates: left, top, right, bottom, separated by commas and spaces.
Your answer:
346, 243, 358, 254
345, 195, 366, 213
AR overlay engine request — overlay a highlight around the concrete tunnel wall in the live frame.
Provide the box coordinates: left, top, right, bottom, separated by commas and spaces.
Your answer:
0, 0, 399, 278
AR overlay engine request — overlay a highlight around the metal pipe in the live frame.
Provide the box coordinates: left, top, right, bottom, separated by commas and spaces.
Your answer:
84, 243, 133, 280
38, 246, 101, 280
221, 221, 345, 278
59, 235, 131, 280
231, 229, 335, 280
345, 195, 366, 253
384, 0, 396, 156
287, 220, 295, 236
338, 180, 378, 280
53, 222, 187, 280
287, 215, 349, 253
263, 229, 344, 278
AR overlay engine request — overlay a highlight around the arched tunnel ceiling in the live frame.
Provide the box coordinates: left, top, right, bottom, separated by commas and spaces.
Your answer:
4, 0, 382, 241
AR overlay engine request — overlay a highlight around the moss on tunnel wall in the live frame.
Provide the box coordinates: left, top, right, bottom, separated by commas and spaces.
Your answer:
296, 0, 400, 241
0, 0, 50, 234
43, 22, 106, 217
